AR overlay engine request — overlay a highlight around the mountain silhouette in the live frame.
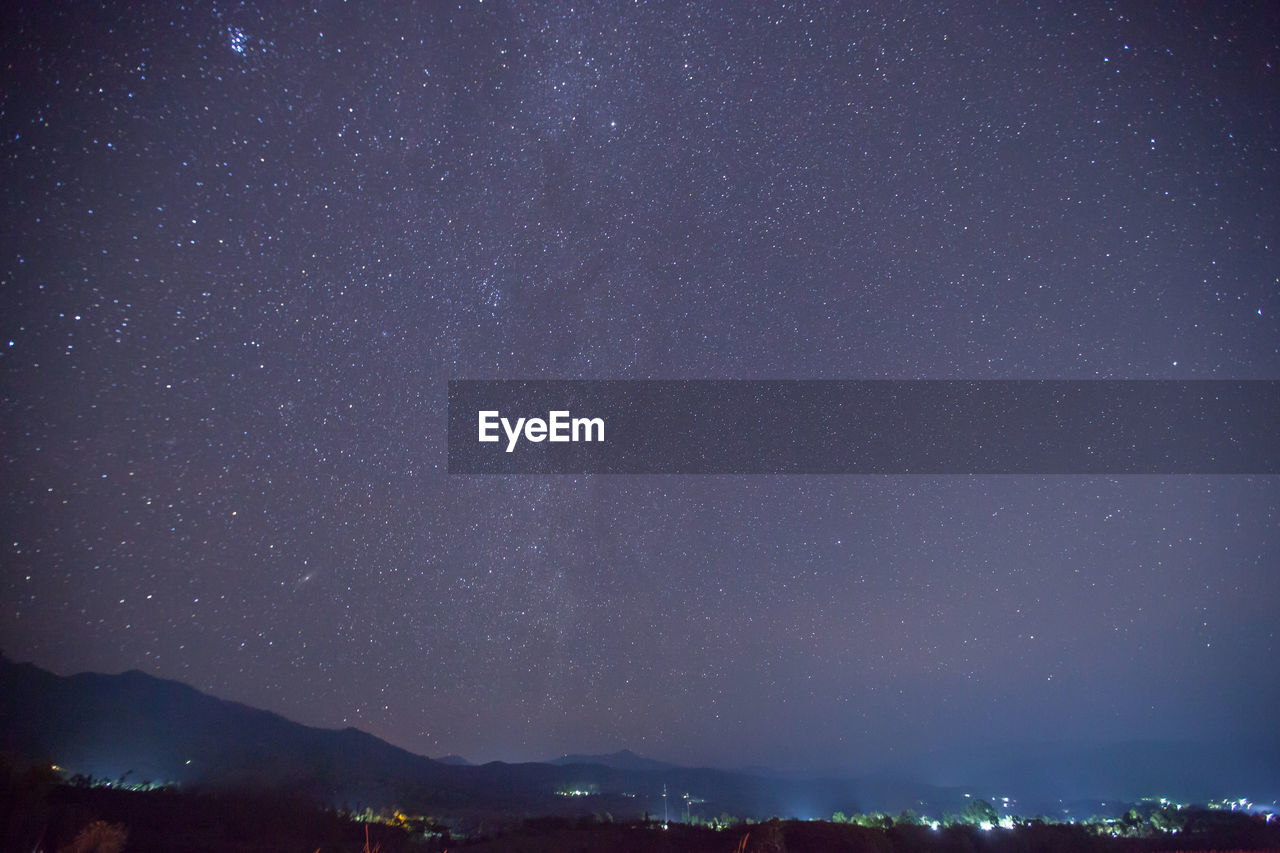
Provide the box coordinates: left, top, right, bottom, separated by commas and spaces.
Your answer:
4, 656, 1269, 819
549, 749, 681, 773
0, 656, 865, 818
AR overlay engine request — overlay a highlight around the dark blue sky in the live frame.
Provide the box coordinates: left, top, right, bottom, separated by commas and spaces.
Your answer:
2, 1, 1277, 788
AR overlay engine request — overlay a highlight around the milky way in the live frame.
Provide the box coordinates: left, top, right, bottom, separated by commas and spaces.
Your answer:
2, 2, 1277, 782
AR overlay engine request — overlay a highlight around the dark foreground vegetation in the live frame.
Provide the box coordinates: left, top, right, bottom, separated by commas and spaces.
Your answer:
464, 815, 1280, 853
4, 757, 1279, 853
1, 760, 437, 853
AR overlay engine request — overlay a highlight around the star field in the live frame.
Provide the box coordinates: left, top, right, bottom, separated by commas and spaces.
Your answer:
2, 2, 1278, 782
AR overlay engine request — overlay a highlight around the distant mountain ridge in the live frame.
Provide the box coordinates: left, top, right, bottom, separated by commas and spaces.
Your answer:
549, 749, 682, 773
2, 656, 1274, 820
0, 656, 868, 819
0, 657, 460, 806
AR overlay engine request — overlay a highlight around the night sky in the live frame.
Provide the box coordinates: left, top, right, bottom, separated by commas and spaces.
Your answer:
2, 2, 1278, 787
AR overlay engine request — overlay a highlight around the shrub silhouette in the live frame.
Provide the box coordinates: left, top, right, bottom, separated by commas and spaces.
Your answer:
60, 820, 127, 853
